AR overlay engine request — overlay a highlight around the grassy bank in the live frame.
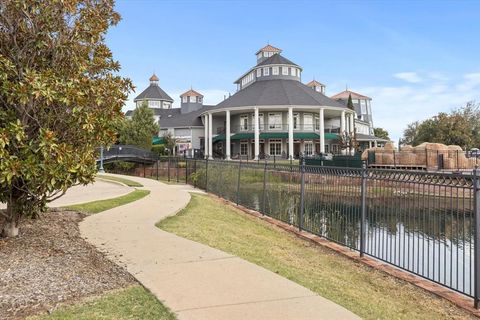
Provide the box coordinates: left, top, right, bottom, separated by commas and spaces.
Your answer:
97, 174, 143, 187
64, 189, 150, 214
158, 193, 474, 320
29, 285, 175, 320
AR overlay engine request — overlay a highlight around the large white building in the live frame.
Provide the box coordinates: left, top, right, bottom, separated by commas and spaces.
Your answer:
127, 45, 387, 158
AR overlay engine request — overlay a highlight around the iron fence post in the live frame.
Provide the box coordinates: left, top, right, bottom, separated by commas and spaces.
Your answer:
262, 160, 267, 215
156, 160, 159, 180
185, 156, 188, 185
167, 157, 171, 182
299, 157, 306, 231
194, 158, 197, 188
205, 158, 209, 192
176, 158, 179, 183
236, 159, 241, 205
360, 161, 367, 257
474, 166, 480, 308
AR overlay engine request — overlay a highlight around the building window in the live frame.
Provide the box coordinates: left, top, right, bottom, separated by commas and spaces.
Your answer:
290, 67, 296, 76
264, 67, 270, 76
360, 100, 367, 114
304, 113, 313, 131
269, 139, 282, 156
256, 68, 261, 77
268, 113, 282, 130
272, 66, 279, 75
296, 69, 301, 77
282, 67, 288, 75
251, 113, 264, 130
240, 114, 249, 131
331, 144, 340, 154
325, 144, 330, 153
315, 116, 320, 131
182, 96, 187, 103
198, 97, 203, 104
293, 113, 299, 130
240, 142, 248, 156
190, 96, 197, 103
304, 141, 314, 156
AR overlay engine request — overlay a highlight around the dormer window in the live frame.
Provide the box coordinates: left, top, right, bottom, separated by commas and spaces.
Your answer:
190, 96, 197, 103
290, 67, 295, 76
182, 96, 187, 103
256, 68, 261, 77
272, 67, 279, 75
282, 67, 288, 75
263, 67, 270, 76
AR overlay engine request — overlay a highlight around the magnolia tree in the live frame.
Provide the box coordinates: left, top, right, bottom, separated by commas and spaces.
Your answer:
0, 0, 132, 237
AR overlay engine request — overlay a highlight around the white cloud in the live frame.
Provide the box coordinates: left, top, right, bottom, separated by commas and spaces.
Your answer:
359, 72, 480, 144
393, 72, 423, 83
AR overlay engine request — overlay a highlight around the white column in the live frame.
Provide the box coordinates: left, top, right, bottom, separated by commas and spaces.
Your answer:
225, 110, 231, 160
254, 107, 259, 160
349, 113, 355, 134
349, 112, 355, 155
369, 141, 372, 149
208, 113, 213, 159
288, 107, 294, 160
374, 140, 378, 148
340, 110, 346, 155
340, 110, 346, 134
204, 115, 208, 159
319, 108, 325, 153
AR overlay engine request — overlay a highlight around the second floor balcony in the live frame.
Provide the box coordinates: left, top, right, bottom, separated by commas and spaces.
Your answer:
216, 124, 341, 134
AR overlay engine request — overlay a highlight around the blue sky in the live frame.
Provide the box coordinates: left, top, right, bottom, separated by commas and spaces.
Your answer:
107, 0, 480, 143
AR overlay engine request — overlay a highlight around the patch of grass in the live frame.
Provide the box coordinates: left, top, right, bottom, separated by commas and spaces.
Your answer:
97, 174, 143, 187
158, 194, 474, 320
29, 285, 175, 320
65, 189, 150, 214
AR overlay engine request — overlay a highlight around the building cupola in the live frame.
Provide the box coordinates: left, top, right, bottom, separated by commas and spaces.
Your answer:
149, 73, 159, 86
180, 88, 204, 114
306, 79, 326, 95
256, 44, 282, 64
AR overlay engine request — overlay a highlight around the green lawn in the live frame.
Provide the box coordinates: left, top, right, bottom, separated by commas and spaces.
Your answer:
97, 174, 143, 187
158, 193, 474, 320
29, 285, 175, 320
64, 189, 150, 214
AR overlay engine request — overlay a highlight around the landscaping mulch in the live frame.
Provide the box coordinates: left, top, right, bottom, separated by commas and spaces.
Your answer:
0, 210, 136, 320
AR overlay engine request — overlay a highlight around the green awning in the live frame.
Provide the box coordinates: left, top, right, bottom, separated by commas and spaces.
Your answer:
213, 134, 225, 142
231, 133, 254, 140
215, 132, 339, 142
260, 132, 288, 139
293, 132, 319, 140
152, 136, 165, 145
324, 133, 340, 140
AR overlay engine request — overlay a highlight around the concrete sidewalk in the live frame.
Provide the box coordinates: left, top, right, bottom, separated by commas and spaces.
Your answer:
80, 174, 359, 320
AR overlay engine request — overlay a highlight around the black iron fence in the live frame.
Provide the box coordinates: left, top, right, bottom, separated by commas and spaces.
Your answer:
112, 157, 480, 307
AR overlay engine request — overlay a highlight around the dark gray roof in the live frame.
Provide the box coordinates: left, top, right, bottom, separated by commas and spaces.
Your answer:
356, 133, 389, 142
134, 84, 173, 102
126, 106, 215, 128
212, 79, 347, 110
257, 54, 299, 67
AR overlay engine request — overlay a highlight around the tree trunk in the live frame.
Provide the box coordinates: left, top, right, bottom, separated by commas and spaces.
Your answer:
2, 221, 19, 237
2, 198, 21, 238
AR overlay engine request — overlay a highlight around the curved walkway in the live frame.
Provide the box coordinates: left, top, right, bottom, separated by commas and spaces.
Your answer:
0, 179, 133, 210
79, 174, 359, 320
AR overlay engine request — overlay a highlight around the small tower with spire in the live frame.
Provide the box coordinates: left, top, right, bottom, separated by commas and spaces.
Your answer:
149, 73, 159, 86
306, 79, 326, 94
180, 88, 204, 114
256, 44, 282, 64
133, 73, 174, 109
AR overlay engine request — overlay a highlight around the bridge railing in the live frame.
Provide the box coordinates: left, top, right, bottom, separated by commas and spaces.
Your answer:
99, 145, 158, 162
